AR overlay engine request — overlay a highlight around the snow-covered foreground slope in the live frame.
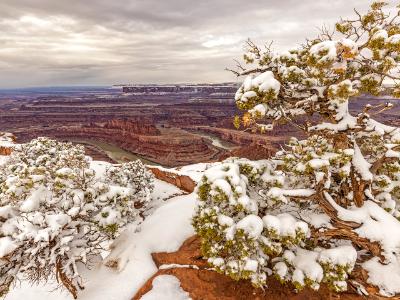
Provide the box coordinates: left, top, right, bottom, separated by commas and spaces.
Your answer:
6, 179, 197, 300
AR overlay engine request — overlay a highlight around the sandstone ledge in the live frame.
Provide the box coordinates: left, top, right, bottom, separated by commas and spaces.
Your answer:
148, 166, 196, 193
133, 236, 385, 300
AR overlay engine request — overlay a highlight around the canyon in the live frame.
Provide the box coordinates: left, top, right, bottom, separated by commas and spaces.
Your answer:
0, 85, 282, 166
0, 85, 399, 166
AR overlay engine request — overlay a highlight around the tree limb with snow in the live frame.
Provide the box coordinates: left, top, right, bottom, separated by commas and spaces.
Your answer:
194, 2, 400, 296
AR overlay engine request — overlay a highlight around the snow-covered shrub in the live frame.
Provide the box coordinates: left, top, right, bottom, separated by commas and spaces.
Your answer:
0, 137, 154, 298
194, 2, 400, 296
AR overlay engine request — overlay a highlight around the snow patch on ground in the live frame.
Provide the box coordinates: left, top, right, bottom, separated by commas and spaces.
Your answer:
141, 275, 191, 300
363, 257, 400, 297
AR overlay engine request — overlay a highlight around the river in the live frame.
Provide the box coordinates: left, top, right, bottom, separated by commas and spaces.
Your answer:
191, 131, 237, 150
69, 139, 159, 165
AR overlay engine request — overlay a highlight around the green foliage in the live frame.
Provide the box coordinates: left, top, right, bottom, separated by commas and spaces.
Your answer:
193, 1, 400, 297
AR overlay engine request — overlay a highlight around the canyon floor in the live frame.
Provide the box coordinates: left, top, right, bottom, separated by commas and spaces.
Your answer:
0, 85, 296, 167
1, 85, 399, 167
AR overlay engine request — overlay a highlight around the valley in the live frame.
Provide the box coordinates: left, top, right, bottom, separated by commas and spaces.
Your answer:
0, 85, 399, 167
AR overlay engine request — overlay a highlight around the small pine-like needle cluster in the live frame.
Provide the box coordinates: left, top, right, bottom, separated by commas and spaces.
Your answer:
194, 2, 400, 297
0, 138, 154, 298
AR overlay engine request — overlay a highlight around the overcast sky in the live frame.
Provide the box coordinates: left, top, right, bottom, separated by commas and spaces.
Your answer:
0, 0, 382, 88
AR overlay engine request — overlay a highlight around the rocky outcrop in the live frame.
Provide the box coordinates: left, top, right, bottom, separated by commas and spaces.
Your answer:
148, 167, 196, 193
0, 132, 15, 155
133, 236, 373, 300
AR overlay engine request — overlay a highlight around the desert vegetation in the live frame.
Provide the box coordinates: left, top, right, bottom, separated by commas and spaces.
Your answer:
0, 138, 154, 298
194, 1, 400, 296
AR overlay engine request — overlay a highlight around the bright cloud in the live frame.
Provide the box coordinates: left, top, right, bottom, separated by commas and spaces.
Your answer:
0, 0, 382, 88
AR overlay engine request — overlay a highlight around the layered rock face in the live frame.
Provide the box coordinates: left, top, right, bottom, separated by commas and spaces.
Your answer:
0, 85, 293, 166
103, 118, 160, 135
134, 236, 366, 300
14, 123, 228, 167
188, 126, 285, 147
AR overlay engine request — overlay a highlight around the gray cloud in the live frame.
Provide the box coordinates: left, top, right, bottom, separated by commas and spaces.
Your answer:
0, 0, 389, 88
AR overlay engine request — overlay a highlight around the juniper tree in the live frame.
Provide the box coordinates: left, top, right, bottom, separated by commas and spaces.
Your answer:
194, 2, 400, 296
0, 138, 154, 298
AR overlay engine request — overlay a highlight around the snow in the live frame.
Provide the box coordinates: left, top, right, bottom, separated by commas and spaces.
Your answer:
310, 40, 337, 62
352, 143, 373, 181
325, 193, 400, 261
254, 71, 281, 93
235, 71, 280, 103
310, 101, 358, 132
274, 261, 288, 278
155, 163, 211, 183
159, 264, 199, 270
6, 190, 197, 300
236, 215, 264, 238
360, 47, 373, 59
0, 155, 9, 166
244, 259, 259, 272
319, 245, 357, 267
0, 132, 15, 148
0, 236, 18, 257
45, 213, 71, 232
300, 212, 331, 229
150, 179, 183, 209
308, 159, 330, 170
202, 162, 255, 210
263, 214, 309, 237
249, 104, 267, 117
20, 186, 50, 212
141, 275, 191, 300
284, 248, 324, 283
363, 257, 400, 297
372, 29, 388, 40
266, 187, 315, 203
218, 215, 234, 227
339, 38, 358, 53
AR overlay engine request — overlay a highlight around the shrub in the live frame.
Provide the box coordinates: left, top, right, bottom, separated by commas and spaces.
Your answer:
0, 137, 154, 298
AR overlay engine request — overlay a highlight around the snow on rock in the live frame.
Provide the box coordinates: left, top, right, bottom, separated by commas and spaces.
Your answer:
0, 132, 16, 148
363, 257, 400, 297
157, 162, 212, 183
141, 275, 191, 300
